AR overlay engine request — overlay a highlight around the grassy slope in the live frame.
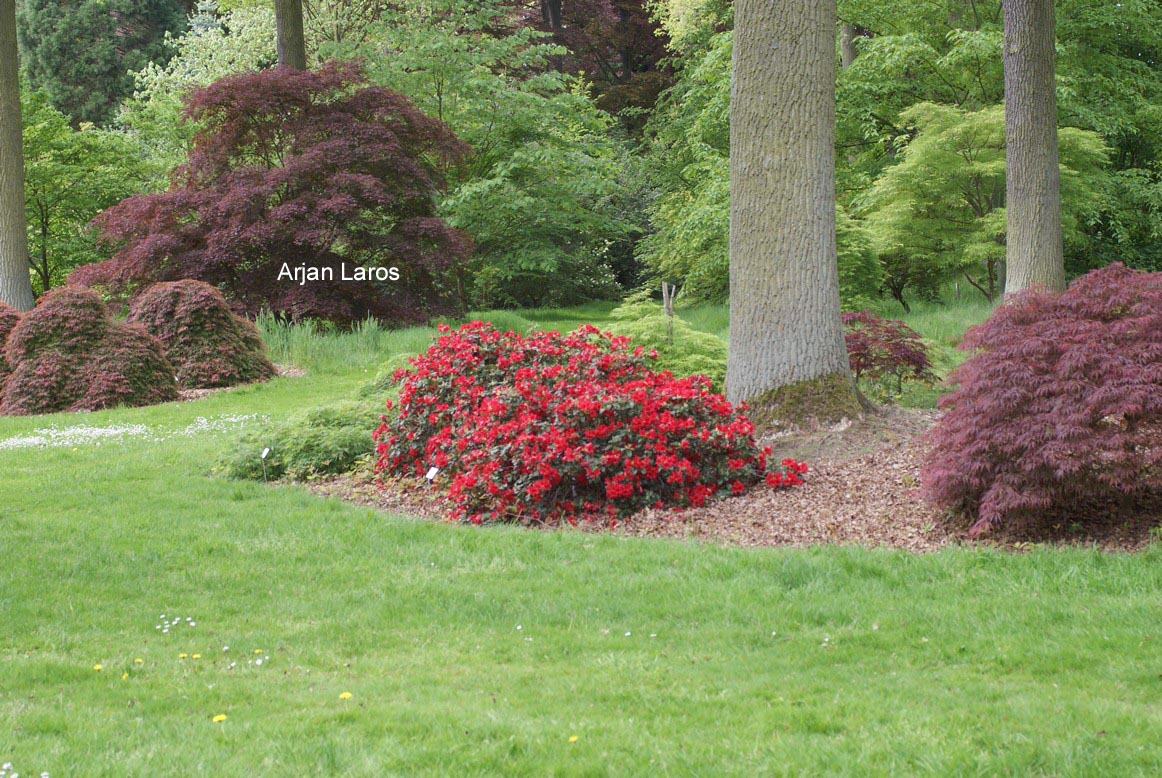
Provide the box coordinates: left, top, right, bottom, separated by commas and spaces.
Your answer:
2, 307, 1160, 776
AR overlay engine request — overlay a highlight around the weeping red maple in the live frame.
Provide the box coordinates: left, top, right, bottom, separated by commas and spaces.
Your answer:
72, 61, 472, 325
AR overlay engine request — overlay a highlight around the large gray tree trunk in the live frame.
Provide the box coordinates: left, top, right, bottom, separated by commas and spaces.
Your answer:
275, 0, 307, 70
726, 0, 859, 420
1003, 0, 1065, 294
0, 0, 33, 311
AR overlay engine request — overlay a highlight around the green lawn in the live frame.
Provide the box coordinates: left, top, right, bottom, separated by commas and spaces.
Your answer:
1, 309, 1159, 776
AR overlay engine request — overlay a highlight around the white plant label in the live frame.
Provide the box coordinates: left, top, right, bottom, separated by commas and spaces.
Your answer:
426, 466, 440, 481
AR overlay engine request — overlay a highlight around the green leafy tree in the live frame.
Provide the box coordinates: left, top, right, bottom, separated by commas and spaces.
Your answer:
836, 0, 1162, 271
16, 0, 187, 126
640, 30, 881, 308
326, 0, 636, 308
119, 2, 277, 172
21, 87, 153, 295
859, 103, 1108, 305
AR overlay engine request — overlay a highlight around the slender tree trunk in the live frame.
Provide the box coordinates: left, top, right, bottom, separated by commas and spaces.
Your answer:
1003, 0, 1065, 294
840, 23, 858, 68
0, 0, 33, 311
541, 0, 562, 30
274, 0, 307, 70
727, 0, 861, 420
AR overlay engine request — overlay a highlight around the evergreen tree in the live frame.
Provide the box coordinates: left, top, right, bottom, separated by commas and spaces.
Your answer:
17, 0, 187, 126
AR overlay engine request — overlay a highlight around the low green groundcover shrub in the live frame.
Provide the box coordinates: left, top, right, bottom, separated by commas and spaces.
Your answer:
219, 401, 380, 481
605, 299, 727, 390
128, 280, 275, 388
1, 287, 177, 415
375, 322, 806, 525
356, 353, 419, 399
923, 263, 1162, 535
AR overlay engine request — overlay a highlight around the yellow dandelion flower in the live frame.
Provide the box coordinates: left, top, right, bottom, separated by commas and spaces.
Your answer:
134, 658, 143, 664
254, 649, 264, 654
568, 736, 579, 743
93, 664, 103, 671
212, 714, 227, 723
179, 653, 188, 659
192, 653, 202, 660
121, 672, 129, 680
339, 691, 352, 700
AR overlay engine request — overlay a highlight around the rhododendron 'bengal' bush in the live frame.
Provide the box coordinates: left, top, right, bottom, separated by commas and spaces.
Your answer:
72, 61, 471, 326
923, 263, 1162, 536
1, 287, 177, 415
842, 310, 937, 394
128, 280, 274, 388
0, 302, 20, 393
374, 322, 806, 525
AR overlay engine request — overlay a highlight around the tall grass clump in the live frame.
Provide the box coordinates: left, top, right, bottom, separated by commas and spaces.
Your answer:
256, 312, 435, 374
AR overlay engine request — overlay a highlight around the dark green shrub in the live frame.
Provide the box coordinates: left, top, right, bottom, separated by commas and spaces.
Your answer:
219, 401, 380, 481
128, 280, 275, 388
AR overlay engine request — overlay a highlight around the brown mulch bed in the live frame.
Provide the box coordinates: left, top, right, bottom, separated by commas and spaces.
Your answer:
305, 406, 1161, 553
177, 364, 305, 402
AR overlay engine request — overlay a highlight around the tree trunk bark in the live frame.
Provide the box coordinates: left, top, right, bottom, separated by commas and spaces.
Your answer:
727, 0, 860, 420
840, 23, 858, 68
0, 0, 33, 311
1003, 0, 1065, 294
274, 0, 307, 70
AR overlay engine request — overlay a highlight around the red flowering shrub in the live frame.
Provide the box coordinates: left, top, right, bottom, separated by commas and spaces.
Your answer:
1, 286, 177, 415
842, 310, 937, 394
128, 280, 274, 388
0, 302, 20, 393
374, 322, 806, 525
922, 263, 1162, 536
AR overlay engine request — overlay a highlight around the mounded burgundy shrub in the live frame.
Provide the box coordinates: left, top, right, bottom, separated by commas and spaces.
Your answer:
375, 322, 807, 525
127, 280, 275, 388
0, 301, 20, 393
842, 310, 937, 393
1, 286, 177, 415
922, 263, 1162, 536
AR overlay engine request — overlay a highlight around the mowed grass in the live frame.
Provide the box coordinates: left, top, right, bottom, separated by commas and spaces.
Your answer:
2, 308, 1159, 775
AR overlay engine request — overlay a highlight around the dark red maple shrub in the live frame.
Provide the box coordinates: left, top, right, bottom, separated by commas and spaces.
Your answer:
72, 61, 471, 326
0, 302, 20, 393
842, 310, 937, 394
518, 0, 671, 129
922, 263, 1162, 536
374, 322, 807, 525
1, 286, 177, 415
128, 280, 275, 388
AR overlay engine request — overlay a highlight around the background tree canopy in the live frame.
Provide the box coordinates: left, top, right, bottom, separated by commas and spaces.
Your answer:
7, 0, 1157, 320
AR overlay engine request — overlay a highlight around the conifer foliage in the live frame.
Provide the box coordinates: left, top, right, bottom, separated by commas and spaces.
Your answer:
1, 287, 177, 415
923, 264, 1162, 535
73, 62, 471, 326
127, 280, 275, 389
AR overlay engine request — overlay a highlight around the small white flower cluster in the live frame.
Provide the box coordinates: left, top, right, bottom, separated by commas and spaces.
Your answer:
225, 648, 269, 670
0, 424, 156, 450
155, 614, 196, 634
0, 761, 49, 778
179, 415, 262, 437
0, 414, 264, 450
